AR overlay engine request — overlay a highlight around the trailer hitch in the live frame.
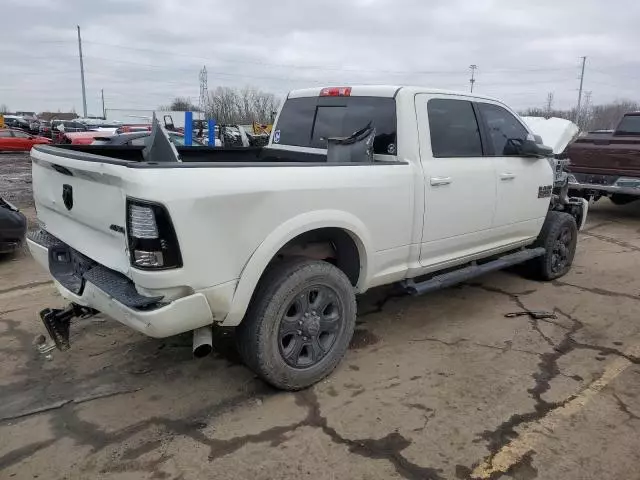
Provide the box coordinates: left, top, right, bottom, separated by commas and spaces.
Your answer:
39, 304, 98, 351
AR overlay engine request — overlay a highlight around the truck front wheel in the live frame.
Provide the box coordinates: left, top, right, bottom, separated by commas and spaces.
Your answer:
527, 211, 578, 280
236, 258, 357, 390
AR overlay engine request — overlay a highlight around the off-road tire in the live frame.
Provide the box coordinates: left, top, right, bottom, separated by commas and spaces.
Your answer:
610, 194, 637, 206
527, 211, 578, 280
236, 258, 357, 390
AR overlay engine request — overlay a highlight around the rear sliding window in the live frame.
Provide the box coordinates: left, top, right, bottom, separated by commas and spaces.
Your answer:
615, 115, 640, 135
274, 96, 397, 155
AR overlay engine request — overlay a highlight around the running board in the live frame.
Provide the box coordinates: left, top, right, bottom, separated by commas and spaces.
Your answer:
401, 248, 545, 296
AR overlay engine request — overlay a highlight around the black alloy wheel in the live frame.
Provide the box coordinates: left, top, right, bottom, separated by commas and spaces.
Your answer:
278, 285, 343, 369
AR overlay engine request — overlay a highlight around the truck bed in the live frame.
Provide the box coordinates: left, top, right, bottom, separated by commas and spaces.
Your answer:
35, 144, 328, 165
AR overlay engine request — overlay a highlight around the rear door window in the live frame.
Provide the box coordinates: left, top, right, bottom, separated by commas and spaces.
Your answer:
275, 96, 397, 155
427, 99, 483, 157
477, 103, 529, 156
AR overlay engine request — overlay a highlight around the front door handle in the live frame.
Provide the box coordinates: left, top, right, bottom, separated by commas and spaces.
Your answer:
430, 176, 452, 186
500, 173, 516, 181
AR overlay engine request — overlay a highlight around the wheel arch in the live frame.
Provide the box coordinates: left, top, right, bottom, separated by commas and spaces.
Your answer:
222, 210, 373, 326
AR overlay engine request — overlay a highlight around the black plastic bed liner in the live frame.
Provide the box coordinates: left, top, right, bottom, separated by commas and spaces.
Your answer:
34, 144, 326, 164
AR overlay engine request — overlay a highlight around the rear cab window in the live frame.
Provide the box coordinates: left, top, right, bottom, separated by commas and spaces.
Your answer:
274, 95, 397, 155
615, 115, 640, 136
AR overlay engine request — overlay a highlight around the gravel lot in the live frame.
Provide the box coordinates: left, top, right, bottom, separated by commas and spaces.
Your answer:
1, 152, 640, 479
0, 152, 34, 209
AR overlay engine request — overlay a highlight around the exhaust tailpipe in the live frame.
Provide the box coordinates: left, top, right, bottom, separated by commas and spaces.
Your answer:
192, 326, 213, 358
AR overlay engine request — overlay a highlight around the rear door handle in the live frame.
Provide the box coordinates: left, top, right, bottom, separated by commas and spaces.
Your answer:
500, 173, 516, 181
430, 176, 452, 186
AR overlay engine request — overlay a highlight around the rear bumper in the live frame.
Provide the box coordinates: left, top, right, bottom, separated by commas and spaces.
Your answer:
568, 173, 640, 196
27, 237, 215, 338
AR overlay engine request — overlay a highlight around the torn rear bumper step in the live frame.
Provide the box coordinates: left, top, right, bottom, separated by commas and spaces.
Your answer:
401, 248, 545, 296
28, 235, 216, 339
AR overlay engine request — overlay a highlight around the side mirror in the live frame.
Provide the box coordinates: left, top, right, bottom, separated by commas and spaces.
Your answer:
507, 135, 553, 158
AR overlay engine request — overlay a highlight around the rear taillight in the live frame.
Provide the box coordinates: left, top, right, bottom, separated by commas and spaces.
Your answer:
320, 86, 352, 97
126, 199, 182, 269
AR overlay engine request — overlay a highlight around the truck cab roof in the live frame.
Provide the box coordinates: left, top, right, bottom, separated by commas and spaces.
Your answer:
287, 85, 503, 104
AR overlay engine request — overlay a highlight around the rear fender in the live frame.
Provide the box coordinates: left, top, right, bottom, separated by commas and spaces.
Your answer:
222, 210, 373, 326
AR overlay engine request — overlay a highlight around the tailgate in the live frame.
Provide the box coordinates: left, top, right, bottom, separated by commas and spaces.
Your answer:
568, 136, 640, 177
31, 146, 131, 275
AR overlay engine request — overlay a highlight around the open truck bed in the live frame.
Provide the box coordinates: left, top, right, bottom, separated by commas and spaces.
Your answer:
37, 144, 327, 165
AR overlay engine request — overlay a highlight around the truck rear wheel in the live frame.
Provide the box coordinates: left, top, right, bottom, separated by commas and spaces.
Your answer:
527, 211, 578, 280
236, 258, 356, 390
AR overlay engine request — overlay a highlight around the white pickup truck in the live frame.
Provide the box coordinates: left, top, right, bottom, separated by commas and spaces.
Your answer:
28, 85, 587, 390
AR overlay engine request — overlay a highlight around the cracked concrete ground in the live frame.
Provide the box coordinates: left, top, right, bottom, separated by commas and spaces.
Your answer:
1, 161, 640, 479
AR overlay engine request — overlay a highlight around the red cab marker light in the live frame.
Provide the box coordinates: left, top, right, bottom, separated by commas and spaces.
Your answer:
320, 87, 352, 97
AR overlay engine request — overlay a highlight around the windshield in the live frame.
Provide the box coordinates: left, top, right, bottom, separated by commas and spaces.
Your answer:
615, 115, 640, 135
274, 96, 397, 155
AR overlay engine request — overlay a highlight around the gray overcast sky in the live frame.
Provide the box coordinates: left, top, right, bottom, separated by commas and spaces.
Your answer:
1, 0, 639, 115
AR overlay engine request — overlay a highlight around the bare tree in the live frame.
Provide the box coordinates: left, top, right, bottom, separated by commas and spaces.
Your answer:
521, 99, 640, 131
160, 97, 198, 111
0, 104, 9, 114
205, 86, 280, 124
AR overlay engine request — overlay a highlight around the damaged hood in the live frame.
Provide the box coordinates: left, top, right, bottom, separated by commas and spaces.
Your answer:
521, 116, 579, 155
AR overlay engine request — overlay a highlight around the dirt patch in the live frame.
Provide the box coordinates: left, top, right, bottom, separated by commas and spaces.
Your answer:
0, 152, 33, 209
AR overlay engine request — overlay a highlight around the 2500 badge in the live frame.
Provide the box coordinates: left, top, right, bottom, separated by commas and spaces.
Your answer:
538, 185, 553, 198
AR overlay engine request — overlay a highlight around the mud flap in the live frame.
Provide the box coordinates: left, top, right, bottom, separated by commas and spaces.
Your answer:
39, 304, 98, 351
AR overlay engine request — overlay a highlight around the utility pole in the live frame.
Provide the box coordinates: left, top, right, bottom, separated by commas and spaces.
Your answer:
575, 56, 587, 123
469, 64, 478, 93
77, 25, 88, 118
101, 89, 105, 119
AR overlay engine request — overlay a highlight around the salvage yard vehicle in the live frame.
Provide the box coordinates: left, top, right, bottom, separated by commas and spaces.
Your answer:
0, 197, 27, 254
567, 112, 640, 204
0, 128, 51, 151
27, 85, 587, 390
90, 131, 205, 146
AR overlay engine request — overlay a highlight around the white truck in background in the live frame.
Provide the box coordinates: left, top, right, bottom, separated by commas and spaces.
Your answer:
28, 85, 587, 390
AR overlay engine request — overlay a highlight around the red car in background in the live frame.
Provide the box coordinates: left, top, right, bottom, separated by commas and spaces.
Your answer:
0, 129, 51, 151
61, 131, 117, 145
117, 124, 152, 133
